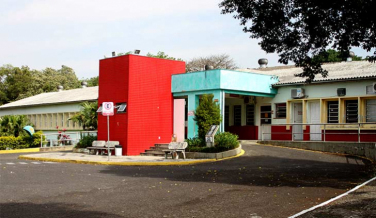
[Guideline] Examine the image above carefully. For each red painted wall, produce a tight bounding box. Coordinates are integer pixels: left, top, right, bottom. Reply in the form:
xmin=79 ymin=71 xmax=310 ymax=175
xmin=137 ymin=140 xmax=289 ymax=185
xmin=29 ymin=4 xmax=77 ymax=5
xmin=226 ymin=126 xmax=258 ymax=140
xmin=98 ymin=55 xmax=185 ymax=155
xmin=268 ymin=125 xmax=376 ymax=142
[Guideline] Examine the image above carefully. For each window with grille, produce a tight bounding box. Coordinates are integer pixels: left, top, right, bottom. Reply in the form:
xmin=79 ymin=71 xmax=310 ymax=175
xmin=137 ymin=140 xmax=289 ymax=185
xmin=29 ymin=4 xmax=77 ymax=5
xmin=327 ymin=101 xmax=339 ymax=123
xmin=345 ymin=100 xmax=358 ymax=123
xmin=260 ymin=105 xmax=272 ymax=124
xmin=366 ymin=99 xmax=376 ymax=122
xmin=233 ymin=105 xmax=241 ymax=126
xmin=275 ymin=103 xmax=286 ymax=118
xmin=246 ymin=104 xmax=255 ymax=125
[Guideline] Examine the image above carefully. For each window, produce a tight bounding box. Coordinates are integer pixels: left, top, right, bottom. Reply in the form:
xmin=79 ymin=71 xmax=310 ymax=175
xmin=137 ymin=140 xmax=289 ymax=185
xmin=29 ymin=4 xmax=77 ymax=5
xmin=327 ymin=101 xmax=339 ymax=123
xmin=116 ymin=103 xmax=127 ymax=114
xmin=275 ymin=103 xmax=286 ymax=118
xmin=233 ymin=105 xmax=241 ymax=126
xmin=246 ymin=104 xmax=255 ymax=125
xmin=225 ymin=105 xmax=229 ymax=126
xmin=345 ymin=100 xmax=358 ymax=123
xmin=366 ymin=99 xmax=376 ymax=122
xmin=260 ymin=105 xmax=272 ymax=124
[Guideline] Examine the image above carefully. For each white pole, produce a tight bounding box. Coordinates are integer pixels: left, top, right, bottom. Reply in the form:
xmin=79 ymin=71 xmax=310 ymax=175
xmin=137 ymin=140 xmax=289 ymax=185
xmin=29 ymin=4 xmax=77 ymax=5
xmin=107 ymin=115 xmax=110 ymax=161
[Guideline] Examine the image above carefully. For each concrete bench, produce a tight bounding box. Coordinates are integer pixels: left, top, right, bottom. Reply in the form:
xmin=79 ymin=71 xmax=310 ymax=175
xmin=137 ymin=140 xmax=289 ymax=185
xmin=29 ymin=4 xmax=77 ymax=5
xmin=163 ymin=142 xmax=188 ymax=159
xmin=87 ymin=141 xmax=119 ymax=155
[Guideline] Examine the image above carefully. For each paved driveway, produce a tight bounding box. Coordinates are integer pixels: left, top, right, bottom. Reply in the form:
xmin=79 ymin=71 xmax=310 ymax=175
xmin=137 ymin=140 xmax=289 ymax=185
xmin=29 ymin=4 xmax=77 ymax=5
xmin=0 ymin=142 xmax=373 ymax=218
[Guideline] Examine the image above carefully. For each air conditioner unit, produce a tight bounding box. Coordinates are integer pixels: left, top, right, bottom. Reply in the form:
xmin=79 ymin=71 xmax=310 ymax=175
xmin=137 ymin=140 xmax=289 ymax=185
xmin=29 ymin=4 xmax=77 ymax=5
xmin=244 ymin=96 xmax=250 ymax=104
xmin=373 ymin=82 xmax=376 ymax=93
xmin=337 ymin=88 xmax=346 ymax=96
xmin=291 ymin=88 xmax=305 ymax=99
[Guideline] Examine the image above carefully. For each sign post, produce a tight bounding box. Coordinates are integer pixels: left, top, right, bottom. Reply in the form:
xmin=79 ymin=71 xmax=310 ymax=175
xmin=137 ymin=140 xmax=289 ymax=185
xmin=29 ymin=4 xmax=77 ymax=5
xmin=102 ymin=102 xmax=114 ymax=161
xmin=205 ymin=125 xmax=219 ymax=147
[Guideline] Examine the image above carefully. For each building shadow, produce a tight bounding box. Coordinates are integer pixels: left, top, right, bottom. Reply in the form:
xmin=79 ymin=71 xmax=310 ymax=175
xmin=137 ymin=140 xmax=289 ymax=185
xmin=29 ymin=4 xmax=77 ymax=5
xmin=0 ymin=202 xmax=123 ymax=218
xmin=98 ymin=155 xmax=374 ymax=189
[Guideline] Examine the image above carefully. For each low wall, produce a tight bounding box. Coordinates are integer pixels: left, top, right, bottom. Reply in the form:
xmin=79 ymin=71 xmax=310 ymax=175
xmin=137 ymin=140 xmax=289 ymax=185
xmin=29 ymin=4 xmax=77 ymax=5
xmin=258 ymin=141 xmax=376 ymax=162
xmin=40 ymin=145 xmax=74 ymax=152
xmin=186 ymin=144 xmax=242 ymax=159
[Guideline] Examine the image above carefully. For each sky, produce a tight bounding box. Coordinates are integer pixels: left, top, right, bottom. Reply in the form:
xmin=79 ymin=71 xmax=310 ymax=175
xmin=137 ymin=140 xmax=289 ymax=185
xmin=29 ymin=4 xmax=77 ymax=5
xmin=1 ymin=0 xmax=374 ymax=79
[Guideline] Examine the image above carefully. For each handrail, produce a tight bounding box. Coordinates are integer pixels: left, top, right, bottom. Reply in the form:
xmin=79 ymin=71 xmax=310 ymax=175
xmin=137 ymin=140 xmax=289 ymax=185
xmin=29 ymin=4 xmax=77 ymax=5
xmin=260 ymin=122 xmax=376 ymax=143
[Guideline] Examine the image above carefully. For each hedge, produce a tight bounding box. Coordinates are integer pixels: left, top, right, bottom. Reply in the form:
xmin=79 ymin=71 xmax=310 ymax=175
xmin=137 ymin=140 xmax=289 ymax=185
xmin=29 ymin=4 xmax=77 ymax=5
xmin=0 ymin=131 xmax=45 ymax=150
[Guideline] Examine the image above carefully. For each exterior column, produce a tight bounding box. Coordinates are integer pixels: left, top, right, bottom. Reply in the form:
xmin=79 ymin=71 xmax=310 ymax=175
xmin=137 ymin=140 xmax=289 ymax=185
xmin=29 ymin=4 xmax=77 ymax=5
xmin=187 ymin=94 xmax=199 ymax=138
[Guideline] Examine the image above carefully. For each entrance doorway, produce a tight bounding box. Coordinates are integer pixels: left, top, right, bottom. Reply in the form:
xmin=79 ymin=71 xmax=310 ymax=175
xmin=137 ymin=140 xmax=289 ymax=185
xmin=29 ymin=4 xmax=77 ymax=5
xmin=260 ymin=105 xmax=272 ymax=140
xmin=309 ymin=101 xmax=321 ymax=141
xmin=293 ymin=103 xmax=303 ymax=141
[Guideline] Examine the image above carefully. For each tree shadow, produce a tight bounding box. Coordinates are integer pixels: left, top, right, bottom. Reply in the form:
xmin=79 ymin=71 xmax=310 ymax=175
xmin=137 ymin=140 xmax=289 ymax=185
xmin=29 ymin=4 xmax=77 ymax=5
xmin=98 ymin=155 xmax=373 ymax=189
xmin=0 ymin=202 xmax=123 ymax=218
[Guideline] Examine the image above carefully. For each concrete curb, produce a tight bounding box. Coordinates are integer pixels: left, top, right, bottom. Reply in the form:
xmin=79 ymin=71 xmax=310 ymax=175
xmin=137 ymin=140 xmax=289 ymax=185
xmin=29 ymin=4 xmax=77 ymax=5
xmin=18 ymin=149 xmax=245 ymax=166
xmin=258 ymin=141 xmax=376 ymax=163
xmin=0 ymin=148 xmax=40 ymax=154
xmin=186 ymin=144 xmax=242 ymax=159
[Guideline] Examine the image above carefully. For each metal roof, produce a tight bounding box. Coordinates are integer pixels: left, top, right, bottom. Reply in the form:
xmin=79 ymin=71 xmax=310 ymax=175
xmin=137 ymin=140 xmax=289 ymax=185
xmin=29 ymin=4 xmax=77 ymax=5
xmin=238 ymin=61 xmax=376 ymax=85
xmin=0 ymin=86 xmax=98 ymax=109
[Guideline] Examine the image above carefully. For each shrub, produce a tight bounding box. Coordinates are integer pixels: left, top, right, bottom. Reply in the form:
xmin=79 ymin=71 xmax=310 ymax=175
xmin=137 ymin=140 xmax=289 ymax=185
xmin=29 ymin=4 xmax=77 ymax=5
xmin=76 ymin=135 xmax=97 ymax=148
xmin=185 ymin=132 xmax=239 ymax=153
xmin=0 ymin=136 xmax=29 ymax=150
xmin=214 ymin=132 xmax=239 ymax=150
xmin=185 ymin=137 xmax=205 ymax=147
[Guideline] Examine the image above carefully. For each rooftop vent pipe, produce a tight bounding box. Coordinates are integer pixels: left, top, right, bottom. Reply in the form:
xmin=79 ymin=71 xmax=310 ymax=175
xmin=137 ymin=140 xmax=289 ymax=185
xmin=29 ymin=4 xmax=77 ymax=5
xmin=81 ymin=81 xmax=87 ymax=88
xmin=204 ymin=65 xmax=214 ymax=70
xmin=112 ymin=51 xmax=116 ymax=57
xmin=57 ymin=85 xmax=64 ymax=92
xmin=258 ymin=58 xmax=268 ymax=68
xmin=347 ymin=51 xmax=355 ymax=62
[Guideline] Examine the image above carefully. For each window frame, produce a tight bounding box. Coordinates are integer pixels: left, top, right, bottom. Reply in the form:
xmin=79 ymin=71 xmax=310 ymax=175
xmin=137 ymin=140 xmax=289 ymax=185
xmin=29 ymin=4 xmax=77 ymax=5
xmin=275 ymin=103 xmax=287 ymax=119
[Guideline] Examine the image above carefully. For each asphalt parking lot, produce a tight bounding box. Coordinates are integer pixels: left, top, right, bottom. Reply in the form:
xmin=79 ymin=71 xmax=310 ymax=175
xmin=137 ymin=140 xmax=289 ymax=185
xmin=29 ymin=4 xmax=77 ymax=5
xmin=0 ymin=142 xmax=374 ymax=218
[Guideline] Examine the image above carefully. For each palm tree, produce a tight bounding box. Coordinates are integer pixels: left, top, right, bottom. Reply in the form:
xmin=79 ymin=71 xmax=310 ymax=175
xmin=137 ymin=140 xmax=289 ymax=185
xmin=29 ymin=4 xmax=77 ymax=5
xmin=69 ymin=101 xmax=98 ymax=130
xmin=0 ymin=115 xmax=31 ymax=137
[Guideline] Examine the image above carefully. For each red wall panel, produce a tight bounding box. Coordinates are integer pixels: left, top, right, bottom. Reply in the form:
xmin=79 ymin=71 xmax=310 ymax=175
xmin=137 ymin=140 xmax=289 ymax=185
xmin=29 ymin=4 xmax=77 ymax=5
xmin=225 ymin=126 xmax=258 ymax=140
xmin=98 ymin=55 xmax=185 ymax=155
xmin=271 ymin=126 xmax=292 ymax=141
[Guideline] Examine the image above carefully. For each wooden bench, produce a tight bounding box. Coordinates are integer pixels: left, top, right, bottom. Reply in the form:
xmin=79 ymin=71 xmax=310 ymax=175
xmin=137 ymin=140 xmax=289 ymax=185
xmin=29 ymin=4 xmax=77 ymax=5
xmin=87 ymin=141 xmax=119 ymax=155
xmin=163 ymin=142 xmax=188 ymax=159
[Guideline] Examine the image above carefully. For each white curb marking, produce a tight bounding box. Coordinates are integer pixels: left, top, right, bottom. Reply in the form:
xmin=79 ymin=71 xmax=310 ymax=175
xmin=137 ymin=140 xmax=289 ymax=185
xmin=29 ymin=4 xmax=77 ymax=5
xmin=289 ymin=176 xmax=376 ymax=218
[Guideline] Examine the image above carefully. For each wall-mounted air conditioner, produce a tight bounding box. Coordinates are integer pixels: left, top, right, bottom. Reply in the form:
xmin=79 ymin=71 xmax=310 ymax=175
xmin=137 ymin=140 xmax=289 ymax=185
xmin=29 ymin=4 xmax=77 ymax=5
xmin=291 ymin=88 xmax=305 ymax=99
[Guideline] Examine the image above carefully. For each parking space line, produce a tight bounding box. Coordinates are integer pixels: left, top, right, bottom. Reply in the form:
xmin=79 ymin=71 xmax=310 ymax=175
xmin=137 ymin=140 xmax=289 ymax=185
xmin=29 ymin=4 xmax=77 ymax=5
xmin=6 ymin=162 xmax=15 ymax=165
xmin=19 ymin=162 xmax=28 ymax=164
xmin=31 ymin=162 xmax=41 ymax=165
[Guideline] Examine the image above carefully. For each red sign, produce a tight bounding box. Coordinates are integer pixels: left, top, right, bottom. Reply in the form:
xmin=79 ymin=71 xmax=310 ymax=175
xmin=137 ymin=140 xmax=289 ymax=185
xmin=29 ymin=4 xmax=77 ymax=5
xmin=102 ymin=102 xmax=114 ymax=116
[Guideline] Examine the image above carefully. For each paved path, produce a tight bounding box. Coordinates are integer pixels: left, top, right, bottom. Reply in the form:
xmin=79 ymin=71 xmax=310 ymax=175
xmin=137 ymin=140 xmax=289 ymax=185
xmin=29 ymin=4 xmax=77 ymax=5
xmin=0 ymin=142 xmax=374 ymax=218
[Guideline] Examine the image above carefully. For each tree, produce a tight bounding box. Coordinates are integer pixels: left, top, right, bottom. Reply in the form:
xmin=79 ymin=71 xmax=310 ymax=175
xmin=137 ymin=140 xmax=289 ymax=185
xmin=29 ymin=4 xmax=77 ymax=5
xmin=193 ymin=94 xmax=222 ymax=141
xmin=186 ymin=54 xmax=237 ymax=72
xmin=0 ymin=115 xmax=31 ymax=137
xmin=82 ymin=76 xmax=99 ymax=87
xmin=313 ymin=49 xmax=363 ymax=63
xmin=219 ymin=0 xmax=376 ymax=82
xmin=69 ymin=101 xmax=98 ymax=130
xmin=0 ymin=65 xmax=81 ymax=105
xmin=146 ymin=51 xmax=183 ymax=61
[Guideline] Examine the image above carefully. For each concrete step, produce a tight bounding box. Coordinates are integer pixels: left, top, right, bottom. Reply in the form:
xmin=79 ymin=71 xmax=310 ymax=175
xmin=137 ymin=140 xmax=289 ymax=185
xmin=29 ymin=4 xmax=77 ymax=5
xmin=141 ymin=143 xmax=169 ymax=157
